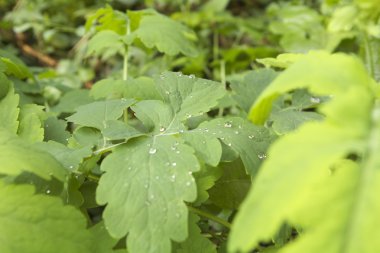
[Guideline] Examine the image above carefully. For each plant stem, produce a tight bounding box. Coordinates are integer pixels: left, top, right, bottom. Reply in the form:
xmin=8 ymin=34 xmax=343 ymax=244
xmin=123 ymin=46 xmax=129 ymax=81
xmin=362 ymin=32 xmax=375 ymax=79
xmin=218 ymin=59 xmax=226 ymax=117
xmin=187 ymin=205 xmax=231 ymax=229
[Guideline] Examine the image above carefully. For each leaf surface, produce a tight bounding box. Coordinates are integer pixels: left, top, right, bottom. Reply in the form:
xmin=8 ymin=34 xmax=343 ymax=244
xmin=230 ymin=52 xmax=380 ymax=253
xmin=0 ymin=182 xmax=96 ymax=253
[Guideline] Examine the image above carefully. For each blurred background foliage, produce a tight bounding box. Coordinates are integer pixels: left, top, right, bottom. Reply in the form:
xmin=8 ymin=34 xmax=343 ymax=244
xmin=1 ymin=0 xmax=380 ymax=108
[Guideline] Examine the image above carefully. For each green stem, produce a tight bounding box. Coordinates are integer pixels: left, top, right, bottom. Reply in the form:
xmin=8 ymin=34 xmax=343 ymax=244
xmin=362 ymin=32 xmax=375 ymax=78
xmin=123 ymin=47 xmax=129 ymax=81
xmin=187 ymin=205 xmax=231 ymax=229
xmin=218 ymin=60 xmax=226 ymax=117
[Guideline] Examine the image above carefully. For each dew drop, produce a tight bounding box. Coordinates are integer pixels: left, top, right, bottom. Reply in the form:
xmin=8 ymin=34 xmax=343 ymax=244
xmin=149 ymin=148 xmax=157 ymax=154
xmin=144 ymin=183 xmax=149 ymax=189
xmin=310 ymin=97 xmax=320 ymax=103
xmin=159 ymin=126 xmax=166 ymax=132
xmin=188 ymin=171 xmax=193 ymax=175
xmin=46 ymin=124 xmax=49 ymax=128
xmin=170 ymin=174 xmax=176 ymax=182
xmin=248 ymin=135 xmax=255 ymax=139
xmin=258 ymin=154 xmax=267 ymax=159
xmin=179 ymin=130 xmax=184 ymax=133
xmin=202 ymin=141 xmax=206 ymax=144
xmin=204 ymin=128 xmax=209 ymax=132
xmin=128 ymin=167 xmax=132 ymax=170
xmin=165 ymin=90 xmax=170 ymax=95
xmin=150 ymin=194 xmax=155 ymax=200
xmin=176 ymin=150 xmax=180 ymax=154
xmin=172 ymin=162 xmax=177 ymax=167
xmin=46 ymin=189 xmax=51 ymax=194
xmin=178 ymin=72 xmax=183 ymax=77
xmin=155 ymin=175 xmax=160 ymax=180
xmin=234 ymin=131 xmax=239 ymax=134
xmin=69 ymin=165 xmax=74 ymax=169
xmin=238 ymin=125 xmax=242 ymax=129
xmin=227 ymin=143 xmax=232 ymax=147
xmin=186 ymin=113 xmax=192 ymax=119
xmin=186 ymin=181 xmax=191 ymax=186
xmin=220 ymin=137 xmax=225 ymax=140
xmin=171 ymin=146 xmax=176 ymax=151
xmin=224 ymin=121 xmax=232 ymax=128
xmin=189 ymin=74 xmax=195 ymax=79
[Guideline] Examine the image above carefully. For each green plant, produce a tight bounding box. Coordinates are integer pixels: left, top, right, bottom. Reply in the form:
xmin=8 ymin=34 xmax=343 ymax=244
xmin=2 ymin=1 xmax=380 ymax=253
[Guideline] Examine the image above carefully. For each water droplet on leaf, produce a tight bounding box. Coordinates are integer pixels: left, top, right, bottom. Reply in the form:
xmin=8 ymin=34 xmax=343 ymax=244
xmin=224 ymin=121 xmax=232 ymax=128
xmin=149 ymin=148 xmax=157 ymax=154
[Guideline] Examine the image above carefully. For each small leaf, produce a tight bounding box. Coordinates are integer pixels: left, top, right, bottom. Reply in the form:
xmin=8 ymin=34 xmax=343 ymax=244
xmin=0 ymin=77 xmax=19 ymax=133
xmin=86 ymin=30 xmax=124 ymax=58
xmin=17 ymin=104 xmax=45 ymax=143
xmin=174 ymin=213 xmax=217 ymax=253
xmin=67 ymin=99 xmax=135 ymax=130
xmin=127 ymin=11 xmax=198 ymax=57
xmin=0 ymin=132 xmax=67 ymax=181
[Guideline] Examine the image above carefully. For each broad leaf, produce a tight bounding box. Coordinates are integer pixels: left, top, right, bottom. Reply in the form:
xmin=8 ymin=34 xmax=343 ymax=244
xmin=0 ymin=182 xmax=96 ymax=253
xmin=229 ymin=52 xmax=380 ymax=253
xmin=97 ymin=72 xmax=226 ymax=253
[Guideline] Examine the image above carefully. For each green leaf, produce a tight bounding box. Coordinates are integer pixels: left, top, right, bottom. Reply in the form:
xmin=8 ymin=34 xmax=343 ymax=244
xmin=174 ymin=213 xmax=217 ymax=253
xmin=208 ymin=159 xmax=251 ymax=210
xmin=90 ymin=222 xmax=119 ymax=253
xmin=102 ymin=120 xmax=145 ymax=140
xmin=156 ymin=72 xmax=225 ymax=120
xmin=90 ymin=77 xmax=161 ymax=100
xmin=86 ymin=30 xmax=125 ymax=58
xmin=52 ymin=89 xmax=94 ymax=114
xmin=249 ymin=51 xmax=372 ymax=125
xmin=190 ymin=117 xmax=273 ymax=176
xmin=0 ymin=182 xmax=96 ymax=253
xmin=0 ymin=77 xmax=19 ymax=133
xmin=229 ymin=52 xmax=380 ymax=253
xmin=67 ymin=99 xmax=135 ymax=130
xmin=96 ymin=72 xmax=227 ymax=253
xmin=17 ymin=104 xmax=45 ymax=143
xmin=231 ymin=69 xmax=278 ymax=113
xmin=0 ymin=49 xmax=33 ymax=79
xmin=127 ymin=11 xmax=198 ymax=57
xmin=85 ymin=5 xmax=127 ymax=35
xmin=0 ymin=132 xmax=67 ymax=181
xmin=192 ymin=163 xmax=222 ymax=206
xmin=44 ymin=116 xmax=71 ymax=144
xmin=35 ymin=141 xmax=92 ymax=171
xmin=97 ymin=136 xmax=200 ymax=253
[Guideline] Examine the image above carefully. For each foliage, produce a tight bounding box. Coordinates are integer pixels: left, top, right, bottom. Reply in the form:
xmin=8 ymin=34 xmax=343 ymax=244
xmin=1 ymin=1 xmax=380 ymax=253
